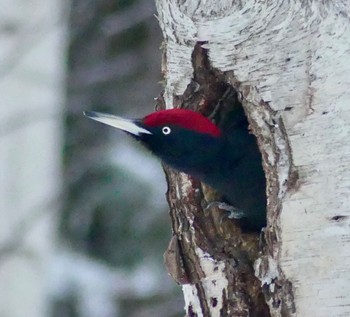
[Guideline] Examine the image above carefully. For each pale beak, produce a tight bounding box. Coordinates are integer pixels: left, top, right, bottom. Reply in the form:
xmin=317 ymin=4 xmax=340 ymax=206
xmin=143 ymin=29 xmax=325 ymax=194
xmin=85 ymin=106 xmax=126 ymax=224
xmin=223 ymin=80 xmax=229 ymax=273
xmin=84 ymin=111 xmax=152 ymax=136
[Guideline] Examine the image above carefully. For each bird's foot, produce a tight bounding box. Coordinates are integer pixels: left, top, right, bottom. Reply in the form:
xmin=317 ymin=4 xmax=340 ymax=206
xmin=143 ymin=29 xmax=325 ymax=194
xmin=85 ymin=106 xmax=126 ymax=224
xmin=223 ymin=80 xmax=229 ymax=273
xmin=205 ymin=201 xmax=245 ymax=219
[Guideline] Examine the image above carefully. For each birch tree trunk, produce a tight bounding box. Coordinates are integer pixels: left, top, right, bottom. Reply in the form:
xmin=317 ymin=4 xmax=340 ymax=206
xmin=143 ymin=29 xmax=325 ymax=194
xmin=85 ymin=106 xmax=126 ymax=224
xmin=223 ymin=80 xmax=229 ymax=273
xmin=156 ymin=1 xmax=350 ymax=316
xmin=0 ymin=0 xmax=67 ymax=316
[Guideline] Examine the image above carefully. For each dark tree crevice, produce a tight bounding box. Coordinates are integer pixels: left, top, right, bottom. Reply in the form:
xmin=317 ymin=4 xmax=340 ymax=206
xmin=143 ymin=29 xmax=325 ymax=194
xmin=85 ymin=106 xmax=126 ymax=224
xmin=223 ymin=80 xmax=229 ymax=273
xmin=161 ymin=42 xmax=271 ymax=317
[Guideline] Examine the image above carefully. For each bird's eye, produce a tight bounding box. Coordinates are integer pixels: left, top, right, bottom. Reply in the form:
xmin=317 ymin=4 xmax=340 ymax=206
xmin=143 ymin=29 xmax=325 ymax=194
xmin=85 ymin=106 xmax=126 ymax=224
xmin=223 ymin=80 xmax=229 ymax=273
xmin=162 ymin=126 xmax=171 ymax=135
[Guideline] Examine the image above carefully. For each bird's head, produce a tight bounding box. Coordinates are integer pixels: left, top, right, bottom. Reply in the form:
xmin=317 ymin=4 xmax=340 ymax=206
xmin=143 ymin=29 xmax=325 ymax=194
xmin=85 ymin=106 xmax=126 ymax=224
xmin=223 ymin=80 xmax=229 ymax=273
xmin=84 ymin=109 xmax=223 ymax=173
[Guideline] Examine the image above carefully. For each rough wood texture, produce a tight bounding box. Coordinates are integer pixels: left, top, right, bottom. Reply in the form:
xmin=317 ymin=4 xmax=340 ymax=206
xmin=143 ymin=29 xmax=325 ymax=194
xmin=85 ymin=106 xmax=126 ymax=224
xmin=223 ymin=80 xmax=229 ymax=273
xmin=156 ymin=1 xmax=350 ymax=316
xmin=159 ymin=44 xmax=270 ymax=316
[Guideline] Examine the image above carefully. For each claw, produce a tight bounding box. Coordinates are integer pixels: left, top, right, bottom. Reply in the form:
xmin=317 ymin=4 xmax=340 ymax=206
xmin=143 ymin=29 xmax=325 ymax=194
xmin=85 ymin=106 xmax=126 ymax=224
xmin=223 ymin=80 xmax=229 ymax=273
xmin=205 ymin=201 xmax=245 ymax=219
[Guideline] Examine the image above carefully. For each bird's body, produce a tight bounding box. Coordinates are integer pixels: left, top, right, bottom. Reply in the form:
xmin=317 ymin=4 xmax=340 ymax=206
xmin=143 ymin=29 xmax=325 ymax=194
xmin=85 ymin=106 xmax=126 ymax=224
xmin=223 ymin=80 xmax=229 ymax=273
xmin=84 ymin=107 xmax=266 ymax=230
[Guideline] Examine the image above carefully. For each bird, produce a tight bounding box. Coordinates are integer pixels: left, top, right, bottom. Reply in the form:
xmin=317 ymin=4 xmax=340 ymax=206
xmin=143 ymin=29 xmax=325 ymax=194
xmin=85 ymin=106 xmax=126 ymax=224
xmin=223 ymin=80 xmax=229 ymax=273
xmin=84 ymin=107 xmax=266 ymax=231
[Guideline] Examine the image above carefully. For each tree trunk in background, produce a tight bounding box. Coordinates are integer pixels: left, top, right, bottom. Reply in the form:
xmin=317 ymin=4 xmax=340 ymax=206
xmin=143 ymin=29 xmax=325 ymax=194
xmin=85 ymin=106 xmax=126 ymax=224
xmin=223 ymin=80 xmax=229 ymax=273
xmin=0 ymin=1 xmax=67 ymax=316
xmin=156 ymin=1 xmax=350 ymax=316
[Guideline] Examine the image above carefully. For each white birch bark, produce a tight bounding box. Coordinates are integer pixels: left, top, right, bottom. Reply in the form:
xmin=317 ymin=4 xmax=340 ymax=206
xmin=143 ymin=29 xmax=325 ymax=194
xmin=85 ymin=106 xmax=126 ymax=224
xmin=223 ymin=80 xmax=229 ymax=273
xmin=0 ymin=1 xmax=67 ymax=316
xmin=156 ymin=1 xmax=350 ymax=316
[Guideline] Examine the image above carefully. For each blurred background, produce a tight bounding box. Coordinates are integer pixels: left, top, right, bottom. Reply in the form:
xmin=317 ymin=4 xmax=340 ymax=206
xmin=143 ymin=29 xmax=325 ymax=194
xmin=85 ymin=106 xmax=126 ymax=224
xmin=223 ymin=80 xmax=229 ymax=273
xmin=0 ymin=0 xmax=183 ymax=316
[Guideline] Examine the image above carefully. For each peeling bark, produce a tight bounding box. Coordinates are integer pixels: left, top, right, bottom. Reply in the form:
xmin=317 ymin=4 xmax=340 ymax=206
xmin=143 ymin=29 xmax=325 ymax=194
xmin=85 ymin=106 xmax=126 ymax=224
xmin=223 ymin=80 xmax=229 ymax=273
xmin=156 ymin=1 xmax=350 ymax=316
xmin=160 ymin=44 xmax=269 ymax=317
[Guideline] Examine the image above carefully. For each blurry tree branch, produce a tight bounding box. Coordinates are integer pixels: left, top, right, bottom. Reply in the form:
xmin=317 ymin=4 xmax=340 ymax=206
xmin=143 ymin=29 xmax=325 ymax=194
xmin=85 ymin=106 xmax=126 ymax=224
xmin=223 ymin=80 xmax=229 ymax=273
xmin=68 ymin=52 xmax=142 ymax=88
xmin=102 ymin=0 xmax=155 ymax=37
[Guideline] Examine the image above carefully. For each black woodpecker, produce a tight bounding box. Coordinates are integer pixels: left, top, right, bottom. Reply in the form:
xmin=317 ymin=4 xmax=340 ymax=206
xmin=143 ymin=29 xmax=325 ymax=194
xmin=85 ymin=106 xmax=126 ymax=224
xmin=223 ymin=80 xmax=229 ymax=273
xmin=84 ymin=108 xmax=266 ymax=230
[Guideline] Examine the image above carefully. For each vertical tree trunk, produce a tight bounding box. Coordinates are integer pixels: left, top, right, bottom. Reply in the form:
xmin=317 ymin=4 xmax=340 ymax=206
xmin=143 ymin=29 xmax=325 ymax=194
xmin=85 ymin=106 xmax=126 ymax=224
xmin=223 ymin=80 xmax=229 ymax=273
xmin=0 ymin=0 xmax=67 ymax=316
xmin=156 ymin=1 xmax=350 ymax=316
